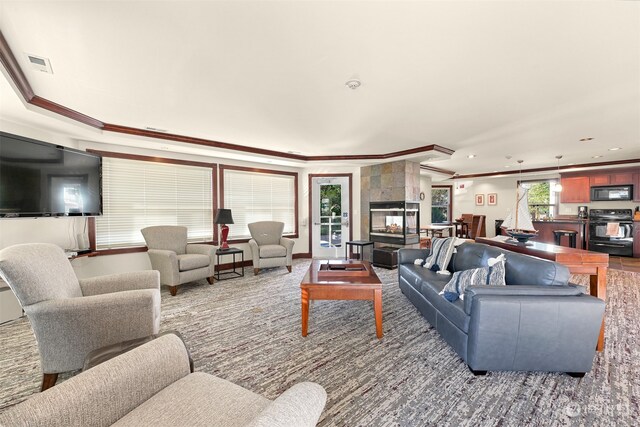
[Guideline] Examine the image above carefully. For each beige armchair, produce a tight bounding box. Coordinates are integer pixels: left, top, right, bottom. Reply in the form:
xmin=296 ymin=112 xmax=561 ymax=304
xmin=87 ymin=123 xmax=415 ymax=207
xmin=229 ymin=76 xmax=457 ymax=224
xmin=0 ymin=243 xmax=160 ymax=391
xmin=248 ymin=221 xmax=294 ymax=275
xmin=0 ymin=333 xmax=327 ymax=427
xmin=141 ymin=226 xmax=215 ymax=296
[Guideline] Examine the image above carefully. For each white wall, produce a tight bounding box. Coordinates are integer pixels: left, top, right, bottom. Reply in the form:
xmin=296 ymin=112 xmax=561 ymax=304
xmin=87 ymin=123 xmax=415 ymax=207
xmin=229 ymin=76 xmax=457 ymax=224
xmin=447 ymin=173 xmax=639 ymax=237
xmin=419 ymin=175 xmax=432 ymax=226
xmin=1 ymin=121 xmax=362 ymax=278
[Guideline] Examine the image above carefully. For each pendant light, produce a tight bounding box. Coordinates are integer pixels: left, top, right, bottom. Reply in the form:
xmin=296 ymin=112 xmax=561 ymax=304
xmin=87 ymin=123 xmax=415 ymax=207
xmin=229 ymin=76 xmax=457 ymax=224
xmin=554 ymin=155 xmax=563 ymax=192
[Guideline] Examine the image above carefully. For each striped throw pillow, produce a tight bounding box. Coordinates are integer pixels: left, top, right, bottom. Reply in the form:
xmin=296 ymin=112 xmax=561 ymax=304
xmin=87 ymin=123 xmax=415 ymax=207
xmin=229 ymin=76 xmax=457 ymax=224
xmin=423 ymin=237 xmax=456 ymax=275
xmin=441 ymin=254 xmax=506 ymax=302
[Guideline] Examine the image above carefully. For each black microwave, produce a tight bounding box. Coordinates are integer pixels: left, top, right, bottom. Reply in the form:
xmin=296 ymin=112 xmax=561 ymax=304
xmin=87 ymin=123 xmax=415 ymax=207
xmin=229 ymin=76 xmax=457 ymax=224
xmin=590 ymin=185 xmax=633 ymax=201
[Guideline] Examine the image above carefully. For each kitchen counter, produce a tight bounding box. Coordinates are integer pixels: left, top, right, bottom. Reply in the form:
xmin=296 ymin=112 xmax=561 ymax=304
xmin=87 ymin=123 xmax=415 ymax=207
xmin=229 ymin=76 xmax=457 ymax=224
xmin=531 ymin=220 xmax=587 ymax=249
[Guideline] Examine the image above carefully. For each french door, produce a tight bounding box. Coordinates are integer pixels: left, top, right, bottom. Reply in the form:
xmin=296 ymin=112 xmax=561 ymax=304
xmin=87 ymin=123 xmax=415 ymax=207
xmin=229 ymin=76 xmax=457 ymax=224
xmin=310 ymin=175 xmax=351 ymax=258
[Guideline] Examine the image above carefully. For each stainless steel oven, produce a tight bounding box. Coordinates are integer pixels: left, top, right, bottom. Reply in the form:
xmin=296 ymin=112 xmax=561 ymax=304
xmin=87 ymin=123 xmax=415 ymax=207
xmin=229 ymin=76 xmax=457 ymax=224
xmin=588 ymin=209 xmax=633 ymax=257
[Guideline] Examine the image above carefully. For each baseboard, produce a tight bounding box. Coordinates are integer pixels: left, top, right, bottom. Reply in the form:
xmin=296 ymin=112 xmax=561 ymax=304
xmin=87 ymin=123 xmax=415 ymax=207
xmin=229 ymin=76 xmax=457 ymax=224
xmin=293 ymin=253 xmax=312 ymax=259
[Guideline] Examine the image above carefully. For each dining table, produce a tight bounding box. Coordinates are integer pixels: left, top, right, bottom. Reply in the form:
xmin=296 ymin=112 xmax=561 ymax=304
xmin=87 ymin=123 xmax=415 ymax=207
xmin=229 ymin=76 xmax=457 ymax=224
xmin=420 ymin=224 xmax=455 ymax=237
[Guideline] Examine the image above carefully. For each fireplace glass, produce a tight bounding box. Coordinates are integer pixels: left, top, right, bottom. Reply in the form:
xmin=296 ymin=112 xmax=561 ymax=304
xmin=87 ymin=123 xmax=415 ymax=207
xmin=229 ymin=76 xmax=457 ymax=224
xmin=369 ymin=201 xmax=419 ymax=245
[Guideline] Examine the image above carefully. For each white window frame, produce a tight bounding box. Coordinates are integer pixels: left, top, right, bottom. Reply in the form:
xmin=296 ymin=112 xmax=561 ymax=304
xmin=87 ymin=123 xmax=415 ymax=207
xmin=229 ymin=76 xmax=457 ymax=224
xmin=95 ymin=153 xmax=215 ymax=250
xmin=221 ymin=165 xmax=298 ymax=241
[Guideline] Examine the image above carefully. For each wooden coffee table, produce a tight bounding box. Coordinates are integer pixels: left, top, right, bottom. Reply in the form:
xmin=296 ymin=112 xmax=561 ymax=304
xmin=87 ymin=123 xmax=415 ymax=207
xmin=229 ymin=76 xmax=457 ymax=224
xmin=300 ymin=259 xmax=383 ymax=339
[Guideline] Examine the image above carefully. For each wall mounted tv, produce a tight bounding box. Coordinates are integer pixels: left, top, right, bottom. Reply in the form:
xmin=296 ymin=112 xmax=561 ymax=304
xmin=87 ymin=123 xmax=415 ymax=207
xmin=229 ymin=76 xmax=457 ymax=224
xmin=0 ymin=131 xmax=102 ymax=218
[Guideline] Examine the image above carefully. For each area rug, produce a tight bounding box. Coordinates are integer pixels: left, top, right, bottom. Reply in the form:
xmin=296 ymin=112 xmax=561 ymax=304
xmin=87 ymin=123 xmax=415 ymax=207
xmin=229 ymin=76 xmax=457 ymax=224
xmin=0 ymin=261 xmax=638 ymax=426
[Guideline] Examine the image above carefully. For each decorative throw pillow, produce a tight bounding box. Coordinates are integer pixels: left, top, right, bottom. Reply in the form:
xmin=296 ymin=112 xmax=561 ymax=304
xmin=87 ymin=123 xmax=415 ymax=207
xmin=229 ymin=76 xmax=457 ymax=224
xmin=441 ymin=254 xmax=506 ymax=302
xmin=423 ymin=237 xmax=456 ymax=275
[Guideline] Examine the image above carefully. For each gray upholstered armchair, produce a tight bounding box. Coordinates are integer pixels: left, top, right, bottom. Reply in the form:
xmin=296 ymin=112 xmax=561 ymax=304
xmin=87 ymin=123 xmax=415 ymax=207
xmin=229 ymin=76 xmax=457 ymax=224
xmin=248 ymin=221 xmax=294 ymax=275
xmin=0 ymin=333 xmax=327 ymax=427
xmin=141 ymin=226 xmax=215 ymax=296
xmin=0 ymin=243 xmax=160 ymax=391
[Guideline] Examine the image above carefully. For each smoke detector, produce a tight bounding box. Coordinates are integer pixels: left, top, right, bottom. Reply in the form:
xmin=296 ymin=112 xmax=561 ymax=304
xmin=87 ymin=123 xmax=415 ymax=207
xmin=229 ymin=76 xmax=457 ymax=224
xmin=25 ymin=53 xmax=53 ymax=74
xmin=345 ymin=79 xmax=361 ymax=90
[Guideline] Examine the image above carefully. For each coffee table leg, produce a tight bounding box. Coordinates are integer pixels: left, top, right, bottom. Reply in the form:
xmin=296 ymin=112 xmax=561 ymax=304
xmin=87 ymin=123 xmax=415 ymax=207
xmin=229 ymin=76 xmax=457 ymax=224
xmin=373 ymin=289 xmax=383 ymax=339
xmin=301 ymin=289 xmax=309 ymax=337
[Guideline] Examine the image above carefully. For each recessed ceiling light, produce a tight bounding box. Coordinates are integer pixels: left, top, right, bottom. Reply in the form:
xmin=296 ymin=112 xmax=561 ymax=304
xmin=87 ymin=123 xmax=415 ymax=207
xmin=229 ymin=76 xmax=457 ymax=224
xmin=592 ymin=155 xmax=602 ymax=159
xmin=145 ymin=126 xmax=168 ymax=133
xmin=579 ymin=137 xmax=594 ymax=142
xmin=467 ymin=154 xmax=476 ymax=159
xmin=493 ymin=170 xmax=499 ymax=173
xmin=504 ymin=165 xmax=511 ymax=168
xmin=608 ymin=147 xmax=622 ymax=151
xmin=567 ymin=163 xmax=575 ymax=165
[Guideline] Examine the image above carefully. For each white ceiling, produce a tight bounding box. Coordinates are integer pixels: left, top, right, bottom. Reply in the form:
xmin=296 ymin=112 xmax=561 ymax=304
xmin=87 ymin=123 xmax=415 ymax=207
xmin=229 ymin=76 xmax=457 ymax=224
xmin=0 ymin=0 xmax=639 ymax=175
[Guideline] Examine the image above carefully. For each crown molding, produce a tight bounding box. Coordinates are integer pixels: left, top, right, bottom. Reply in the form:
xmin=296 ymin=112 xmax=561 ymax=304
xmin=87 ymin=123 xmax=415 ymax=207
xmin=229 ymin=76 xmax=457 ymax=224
xmin=0 ymin=30 xmax=454 ymax=163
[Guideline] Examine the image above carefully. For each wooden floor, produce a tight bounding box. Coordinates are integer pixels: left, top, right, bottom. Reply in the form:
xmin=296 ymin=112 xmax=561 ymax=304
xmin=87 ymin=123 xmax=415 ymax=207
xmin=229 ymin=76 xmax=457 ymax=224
xmin=609 ymin=256 xmax=640 ymax=273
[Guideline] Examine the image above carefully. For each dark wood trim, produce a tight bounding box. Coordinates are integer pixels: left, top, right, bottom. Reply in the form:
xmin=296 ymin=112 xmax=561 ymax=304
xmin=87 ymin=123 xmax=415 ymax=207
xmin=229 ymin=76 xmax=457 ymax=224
xmin=102 ymin=123 xmax=307 ymax=160
xmin=87 ymin=149 xmax=217 ymax=168
xmin=88 ymin=217 xmax=97 ymax=251
xmin=87 ymin=151 xmax=218 ymax=251
xmin=212 ymin=164 xmax=219 ymax=246
xmin=30 ymin=96 xmax=104 ymax=129
xmin=432 ymin=185 xmax=453 ymax=223
xmin=304 ymin=144 xmax=454 ymax=161
xmin=308 ymin=174 xmax=353 ymax=257
xmin=0 ymin=30 xmax=34 ymax=101
xmin=293 ymin=252 xmax=312 ymax=259
xmin=420 ymin=164 xmax=456 ymax=176
xmin=454 ymin=158 xmax=640 ymax=179
xmin=220 ymin=165 xmax=299 ymax=240
xmin=219 ymin=164 xmax=298 ymax=178
xmin=93 ymin=247 xmax=148 ymax=256
xmin=0 ymin=35 xmax=456 ymax=162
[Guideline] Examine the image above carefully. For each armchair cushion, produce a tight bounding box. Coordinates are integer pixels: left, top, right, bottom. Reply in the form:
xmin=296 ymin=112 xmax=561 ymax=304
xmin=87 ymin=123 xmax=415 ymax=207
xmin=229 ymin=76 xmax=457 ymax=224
xmin=177 ymin=254 xmax=211 ymax=271
xmin=259 ymin=245 xmax=287 ymax=258
xmin=248 ymin=222 xmax=285 ymax=246
xmin=141 ymin=226 xmax=188 ymax=255
xmin=79 ymin=271 xmax=160 ymax=296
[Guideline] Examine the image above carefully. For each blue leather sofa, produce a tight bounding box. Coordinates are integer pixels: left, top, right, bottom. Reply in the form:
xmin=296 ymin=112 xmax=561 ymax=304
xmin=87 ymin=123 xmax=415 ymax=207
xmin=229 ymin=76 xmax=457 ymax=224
xmin=398 ymin=242 xmax=605 ymax=376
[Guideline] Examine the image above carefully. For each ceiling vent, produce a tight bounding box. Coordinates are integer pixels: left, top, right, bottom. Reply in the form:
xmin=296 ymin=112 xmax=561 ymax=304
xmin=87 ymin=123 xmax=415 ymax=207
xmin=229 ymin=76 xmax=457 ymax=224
xmin=25 ymin=54 xmax=53 ymax=74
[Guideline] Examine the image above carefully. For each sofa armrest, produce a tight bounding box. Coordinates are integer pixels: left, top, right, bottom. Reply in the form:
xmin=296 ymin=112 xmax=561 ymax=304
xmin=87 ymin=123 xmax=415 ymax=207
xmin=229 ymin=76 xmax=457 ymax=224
xmin=147 ymin=249 xmax=179 ymax=286
xmin=0 ymin=334 xmax=191 ymax=427
xmin=246 ymin=382 xmax=327 ymax=427
xmin=79 ymin=270 xmax=160 ymax=296
xmin=398 ymin=248 xmax=429 ymax=265
xmin=466 ymin=293 xmax=605 ymax=372
xmin=463 ymin=284 xmax=585 ymax=315
xmin=24 ymin=290 xmax=160 ymax=372
xmin=187 ymin=244 xmax=216 ymax=274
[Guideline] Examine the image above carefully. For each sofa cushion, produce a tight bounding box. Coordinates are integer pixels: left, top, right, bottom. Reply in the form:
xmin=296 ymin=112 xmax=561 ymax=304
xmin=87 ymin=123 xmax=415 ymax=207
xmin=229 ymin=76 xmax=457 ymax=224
xmin=113 ymin=372 xmax=270 ymax=427
xmin=177 ymin=254 xmax=210 ymax=271
xmin=452 ymin=243 xmax=570 ymax=286
xmin=419 ymin=275 xmax=470 ymax=333
xmin=424 ymin=237 xmax=456 ymax=274
xmin=259 ymin=244 xmax=287 ymax=258
xmin=442 ymin=254 xmax=506 ymax=302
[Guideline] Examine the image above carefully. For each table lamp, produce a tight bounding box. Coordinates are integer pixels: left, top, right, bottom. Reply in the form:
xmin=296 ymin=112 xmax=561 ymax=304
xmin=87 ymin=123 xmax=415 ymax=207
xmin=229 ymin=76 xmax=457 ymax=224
xmin=214 ymin=208 xmax=234 ymax=250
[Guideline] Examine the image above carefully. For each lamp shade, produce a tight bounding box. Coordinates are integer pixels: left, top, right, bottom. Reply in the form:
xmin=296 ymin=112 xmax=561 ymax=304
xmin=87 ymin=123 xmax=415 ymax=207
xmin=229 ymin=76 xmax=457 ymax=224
xmin=214 ymin=209 xmax=234 ymax=225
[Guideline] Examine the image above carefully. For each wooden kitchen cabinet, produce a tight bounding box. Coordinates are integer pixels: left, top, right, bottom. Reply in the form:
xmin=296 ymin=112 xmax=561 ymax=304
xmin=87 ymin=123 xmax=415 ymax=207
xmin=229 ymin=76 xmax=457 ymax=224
xmin=590 ymin=174 xmax=610 ymax=186
xmin=611 ymin=172 xmax=634 ymax=185
xmin=560 ymin=176 xmax=590 ymax=203
xmin=634 ymin=173 xmax=640 ymax=202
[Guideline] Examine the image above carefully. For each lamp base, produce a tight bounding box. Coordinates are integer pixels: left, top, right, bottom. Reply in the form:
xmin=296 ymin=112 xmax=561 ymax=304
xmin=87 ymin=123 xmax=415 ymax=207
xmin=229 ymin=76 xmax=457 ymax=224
xmin=220 ymin=224 xmax=230 ymax=250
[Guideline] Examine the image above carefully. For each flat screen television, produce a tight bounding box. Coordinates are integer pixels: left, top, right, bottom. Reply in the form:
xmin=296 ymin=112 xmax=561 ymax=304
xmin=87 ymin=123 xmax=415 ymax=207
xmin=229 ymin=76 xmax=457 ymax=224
xmin=0 ymin=131 xmax=102 ymax=217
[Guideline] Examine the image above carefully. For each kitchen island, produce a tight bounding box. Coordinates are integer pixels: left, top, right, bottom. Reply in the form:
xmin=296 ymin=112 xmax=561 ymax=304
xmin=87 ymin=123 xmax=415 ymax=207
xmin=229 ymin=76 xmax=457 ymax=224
xmin=501 ymin=219 xmax=587 ymax=249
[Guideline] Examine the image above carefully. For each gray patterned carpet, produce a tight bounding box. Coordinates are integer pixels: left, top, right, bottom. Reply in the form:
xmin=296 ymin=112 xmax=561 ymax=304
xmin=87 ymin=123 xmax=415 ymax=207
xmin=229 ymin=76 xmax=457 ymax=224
xmin=0 ymin=260 xmax=638 ymax=426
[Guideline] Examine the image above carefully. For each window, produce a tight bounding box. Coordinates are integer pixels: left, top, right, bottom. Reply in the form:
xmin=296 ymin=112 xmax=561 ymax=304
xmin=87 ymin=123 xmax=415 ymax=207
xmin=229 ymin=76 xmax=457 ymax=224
xmin=520 ymin=179 xmax=559 ymax=220
xmin=221 ymin=166 xmax=297 ymax=240
xmin=96 ymin=154 xmax=214 ymax=249
xmin=431 ymin=185 xmax=452 ymax=224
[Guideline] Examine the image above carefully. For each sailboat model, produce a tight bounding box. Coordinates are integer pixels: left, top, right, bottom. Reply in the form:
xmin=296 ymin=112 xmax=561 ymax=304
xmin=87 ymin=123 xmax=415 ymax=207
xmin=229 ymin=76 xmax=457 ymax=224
xmin=502 ymin=184 xmax=538 ymax=244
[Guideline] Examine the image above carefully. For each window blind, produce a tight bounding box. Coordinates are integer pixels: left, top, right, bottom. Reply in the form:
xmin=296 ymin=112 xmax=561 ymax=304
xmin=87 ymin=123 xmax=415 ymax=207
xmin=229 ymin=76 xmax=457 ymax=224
xmin=97 ymin=157 xmax=213 ymax=249
xmin=223 ymin=169 xmax=296 ymax=239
